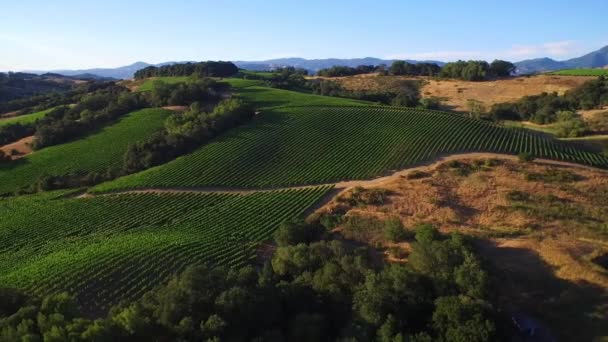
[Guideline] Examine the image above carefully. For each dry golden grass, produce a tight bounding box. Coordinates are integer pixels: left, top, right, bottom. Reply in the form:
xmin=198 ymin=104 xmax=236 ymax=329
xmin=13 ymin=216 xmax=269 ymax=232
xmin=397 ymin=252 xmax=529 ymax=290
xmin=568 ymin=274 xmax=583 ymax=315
xmin=326 ymin=74 xmax=594 ymax=112
xmin=0 ymin=135 xmax=33 ymax=160
xmin=315 ymin=156 xmax=608 ymax=339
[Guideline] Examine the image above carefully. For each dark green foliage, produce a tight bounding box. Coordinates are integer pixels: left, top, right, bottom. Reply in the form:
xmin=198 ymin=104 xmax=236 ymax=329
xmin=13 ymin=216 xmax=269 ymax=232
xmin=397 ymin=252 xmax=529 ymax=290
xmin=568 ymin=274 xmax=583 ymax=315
xmin=32 ymin=85 xmax=148 ymax=149
xmin=147 ymin=77 xmax=225 ymax=107
xmin=317 ymin=65 xmax=379 ymax=77
xmin=310 ymin=79 xmax=422 ymax=107
xmin=440 ymin=60 xmax=514 ymax=81
xmin=0 ymin=72 xmax=72 ymax=103
xmin=518 ymin=152 xmax=535 ymax=162
xmin=262 ymin=67 xmax=309 ymax=90
xmin=0 ymin=123 xmax=34 ymax=146
xmin=134 ymin=61 xmax=238 ymax=79
xmin=491 ymin=76 xmax=608 ymax=123
xmin=0 ymin=221 xmax=501 ymax=341
xmin=432 ymin=296 xmax=496 ymax=342
xmin=383 ymin=217 xmax=409 ymax=243
xmin=273 ymin=219 xmax=326 ymax=246
xmin=389 ymin=61 xmax=441 ymax=76
xmin=123 ymin=98 xmax=254 ymax=173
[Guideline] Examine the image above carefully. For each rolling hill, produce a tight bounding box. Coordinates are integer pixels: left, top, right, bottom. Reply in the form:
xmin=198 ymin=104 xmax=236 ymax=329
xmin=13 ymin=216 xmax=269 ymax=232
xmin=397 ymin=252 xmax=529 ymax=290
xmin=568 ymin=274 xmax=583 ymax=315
xmin=515 ymin=45 xmax=608 ymax=74
xmin=0 ymin=108 xmax=171 ymax=195
xmin=93 ymin=79 xmax=608 ymax=193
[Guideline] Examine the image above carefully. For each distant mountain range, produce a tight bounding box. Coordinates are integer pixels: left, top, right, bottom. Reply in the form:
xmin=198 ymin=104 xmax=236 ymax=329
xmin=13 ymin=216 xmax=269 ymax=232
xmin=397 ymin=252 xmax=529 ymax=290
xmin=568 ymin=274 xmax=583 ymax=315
xmin=21 ymin=46 xmax=608 ymax=79
xmin=514 ymin=45 xmax=608 ymax=74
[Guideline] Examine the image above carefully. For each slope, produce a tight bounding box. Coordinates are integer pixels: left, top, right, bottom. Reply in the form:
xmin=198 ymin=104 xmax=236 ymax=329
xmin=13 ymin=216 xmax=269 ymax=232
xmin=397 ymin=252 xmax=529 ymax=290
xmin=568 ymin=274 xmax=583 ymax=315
xmin=93 ymin=84 xmax=608 ymax=193
xmin=0 ymin=187 xmax=330 ymax=314
xmin=0 ymin=108 xmax=171 ymax=194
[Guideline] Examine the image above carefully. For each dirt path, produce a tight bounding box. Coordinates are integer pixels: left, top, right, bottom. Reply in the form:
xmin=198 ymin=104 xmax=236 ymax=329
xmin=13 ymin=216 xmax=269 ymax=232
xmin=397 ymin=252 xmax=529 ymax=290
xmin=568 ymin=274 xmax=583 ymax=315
xmin=80 ymin=152 xmax=607 ymax=199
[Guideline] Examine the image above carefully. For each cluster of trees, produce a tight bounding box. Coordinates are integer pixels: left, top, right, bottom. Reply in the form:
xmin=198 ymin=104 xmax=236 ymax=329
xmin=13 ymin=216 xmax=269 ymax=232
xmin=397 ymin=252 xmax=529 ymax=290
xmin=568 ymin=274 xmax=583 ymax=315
xmin=388 ymin=61 xmax=442 ymax=77
xmin=31 ymin=79 xmax=228 ymax=151
xmin=32 ymin=86 xmax=146 ymax=150
xmin=490 ymin=76 xmax=608 ymax=123
xmin=0 ymin=123 xmax=34 ymax=146
xmin=310 ymin=79 xmax=441 ymax=109
xmin=0 ymin=219 xmax=505 ymax=341
xmin=0 ymin=72 xmax=73 ymax=103
xmin=262 ymin=67 xmax=309 ymax=90
xmin=123 ymin=98 xmax=254 ymax=173
xmin=134 ymin=61 xmax=239 ymax=79
xmin=0 ymin=81 xmax=118 ymax=116
xmin=440 ymin=60 xmax=515 ymax=81
xmin=317 ymin=65 xmax=380 ymax=77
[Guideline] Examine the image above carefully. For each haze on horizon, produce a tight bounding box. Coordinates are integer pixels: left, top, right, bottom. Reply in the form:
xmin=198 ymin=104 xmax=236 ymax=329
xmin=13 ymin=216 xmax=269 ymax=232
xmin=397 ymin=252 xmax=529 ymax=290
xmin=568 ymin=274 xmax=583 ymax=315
xmin=1 ymin=0 xmax=607 ymax=72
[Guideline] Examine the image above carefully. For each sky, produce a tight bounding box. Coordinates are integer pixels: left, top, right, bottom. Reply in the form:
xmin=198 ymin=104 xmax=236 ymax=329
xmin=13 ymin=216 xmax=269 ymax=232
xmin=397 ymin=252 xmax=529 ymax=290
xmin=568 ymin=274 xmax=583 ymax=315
xmin=1 ymin=0 xmax=607 ymax=71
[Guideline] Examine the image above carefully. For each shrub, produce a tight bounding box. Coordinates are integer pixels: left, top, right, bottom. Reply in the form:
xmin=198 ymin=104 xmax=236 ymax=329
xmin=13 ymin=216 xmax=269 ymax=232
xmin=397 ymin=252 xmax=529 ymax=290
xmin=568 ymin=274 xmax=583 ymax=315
xmin=518 ymin=152 xmax=535 ymax=163
xmin=273 ymin=219 xmax=326 ymax=246
xmin=383 ymin=217 xmax=409 ymax=243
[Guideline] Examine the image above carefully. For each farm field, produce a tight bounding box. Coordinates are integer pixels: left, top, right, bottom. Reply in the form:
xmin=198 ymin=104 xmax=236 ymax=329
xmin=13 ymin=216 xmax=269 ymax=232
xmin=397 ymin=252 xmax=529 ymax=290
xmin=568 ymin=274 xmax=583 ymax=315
xmin=549 ymin=68 xmax=608 ymax=76
xmin=0 ymin=107 xmax=54 ymax=127
xmin=0 ymin=186 xmax=330 ymax=313
xmin=92 ymin=82 xmax=608 ymax=193
xmin=0 ymin=108 xmax=171 ymax=195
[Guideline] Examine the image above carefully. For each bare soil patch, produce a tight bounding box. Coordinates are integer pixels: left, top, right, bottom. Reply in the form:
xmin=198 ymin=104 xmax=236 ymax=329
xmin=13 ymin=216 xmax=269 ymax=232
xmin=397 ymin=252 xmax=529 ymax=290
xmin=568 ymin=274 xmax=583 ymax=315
xmin=0 ymin=136 xmax=34 ymax=160
xmin=162 ymin=105 xmax=188 ymax=112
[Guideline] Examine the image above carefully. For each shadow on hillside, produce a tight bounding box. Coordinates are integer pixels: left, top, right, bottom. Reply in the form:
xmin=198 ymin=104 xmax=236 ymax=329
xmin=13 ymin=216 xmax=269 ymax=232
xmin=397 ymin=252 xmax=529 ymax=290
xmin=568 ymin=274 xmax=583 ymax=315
xmin=478 ymin=240 xmax=608 ymax=341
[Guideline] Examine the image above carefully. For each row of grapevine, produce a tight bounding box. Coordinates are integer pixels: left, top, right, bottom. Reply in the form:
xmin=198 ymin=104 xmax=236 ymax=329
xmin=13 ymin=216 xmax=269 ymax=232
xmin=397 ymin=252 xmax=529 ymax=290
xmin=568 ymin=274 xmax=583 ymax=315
xmin=0 ymin=108 xmax=172 ymax=195
xmin=0 ymin=186 xmax=331 ymax=313
xmin=94 ymin=105 xmax=608 ymax=192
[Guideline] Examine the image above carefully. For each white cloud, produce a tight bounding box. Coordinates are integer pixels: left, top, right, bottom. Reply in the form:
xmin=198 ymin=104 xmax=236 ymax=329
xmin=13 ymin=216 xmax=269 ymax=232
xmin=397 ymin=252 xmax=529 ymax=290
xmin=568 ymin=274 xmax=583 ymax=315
xmin=387 ymin=41 xmax=584 ymax=62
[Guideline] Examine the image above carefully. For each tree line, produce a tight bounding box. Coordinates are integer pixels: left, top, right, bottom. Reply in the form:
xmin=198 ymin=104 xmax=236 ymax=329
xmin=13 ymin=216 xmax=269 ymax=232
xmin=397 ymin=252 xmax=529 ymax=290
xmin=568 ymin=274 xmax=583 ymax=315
xmin=134 ymin=61 xmax=239 ymax=79
xmin=490 ymin=76 xmax=608 ymax=124
xmin=0 ymin=213 xmax=510 ymax=341
xmin=313 ymin=60 xmax=514 ymax=80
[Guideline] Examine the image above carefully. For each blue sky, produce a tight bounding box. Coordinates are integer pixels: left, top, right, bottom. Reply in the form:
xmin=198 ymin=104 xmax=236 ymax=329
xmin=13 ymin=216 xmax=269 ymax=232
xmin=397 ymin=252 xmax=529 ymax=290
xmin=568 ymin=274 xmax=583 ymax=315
xmin=1 ymin=0 xmax=607 ymax=71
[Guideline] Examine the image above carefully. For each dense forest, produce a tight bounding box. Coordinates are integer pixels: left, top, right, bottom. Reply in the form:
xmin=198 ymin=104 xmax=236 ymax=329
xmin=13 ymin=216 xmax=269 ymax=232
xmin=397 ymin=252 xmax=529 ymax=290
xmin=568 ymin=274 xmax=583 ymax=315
xmin=134 ymin=61 xmax=239 ymax=79
xmin=0 ymin=218 xmax=507 ymax=341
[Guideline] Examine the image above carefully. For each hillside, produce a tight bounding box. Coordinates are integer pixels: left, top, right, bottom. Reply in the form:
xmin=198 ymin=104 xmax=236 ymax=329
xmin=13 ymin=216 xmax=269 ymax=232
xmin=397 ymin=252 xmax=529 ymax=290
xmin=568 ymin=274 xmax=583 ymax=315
xmin=0 ymin=187 xmax=330 ymax=313
xmin=93 ymin=80 xmax=607 ymax=193
xmin=313 ymin=156 xmax=608 ymax=340
xmin=322 ymin=73 xmax=594 ymax=112
xmin=0 ymin=108 xmax=171 ymax=195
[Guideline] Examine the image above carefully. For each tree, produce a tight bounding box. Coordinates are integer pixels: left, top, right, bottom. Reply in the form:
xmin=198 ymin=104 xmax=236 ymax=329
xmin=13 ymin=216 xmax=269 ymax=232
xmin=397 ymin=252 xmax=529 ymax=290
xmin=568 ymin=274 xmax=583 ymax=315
xmin=489 ymin=60 xmax=515 ymax=77
xmin=383 ymin=217 xmax=409 ymax=243
xmin=466 ymin=99 xmax=487 ymax=119
xmin=432 ymin=296 xmax=496 ymax=342
xmin=273 ymin=219 xmax=326 ymax=246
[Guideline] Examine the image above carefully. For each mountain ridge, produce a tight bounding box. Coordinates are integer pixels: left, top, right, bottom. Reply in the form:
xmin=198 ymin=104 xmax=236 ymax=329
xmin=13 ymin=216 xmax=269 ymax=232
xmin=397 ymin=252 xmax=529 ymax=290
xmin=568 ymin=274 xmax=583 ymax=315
xmin=18 ymin=45 xmax=608 ymax=79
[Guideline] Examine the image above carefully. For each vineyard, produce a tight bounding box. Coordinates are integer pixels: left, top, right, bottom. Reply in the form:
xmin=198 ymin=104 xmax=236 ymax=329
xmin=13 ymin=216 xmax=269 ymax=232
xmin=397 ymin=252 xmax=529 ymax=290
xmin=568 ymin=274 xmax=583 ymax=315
xmin=93 ymin=104 xmax=608 ymax=192
xmin=549 ymin=69 xmax=608 ymax=76
xmin=0 ymin=186 xmax=330 ymax=313
xmin=0 ymin=107 xmax=54 ymax=127
xmin=0 ymin=108 xmax=171 ymax=195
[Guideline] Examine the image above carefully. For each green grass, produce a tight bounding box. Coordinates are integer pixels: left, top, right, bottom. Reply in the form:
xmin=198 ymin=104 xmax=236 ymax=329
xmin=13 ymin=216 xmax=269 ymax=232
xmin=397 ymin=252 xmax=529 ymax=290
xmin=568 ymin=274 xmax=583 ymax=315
xmin=0 ymin=187 xmax=330 ymax=313
xmin=502 ymin=120 xmax=559 ymax=135
xmin=0 ymin=108 xmax=54 ymax=127
xmin=137 ymin=76 xmax=193 ymax=91
xmin=549 ymin=69 xmax=608 ymax=77
xmin=93 ymin=98 xmax=608 ymax=193
xmin=0 ymin=108 xmax=171 ymax=194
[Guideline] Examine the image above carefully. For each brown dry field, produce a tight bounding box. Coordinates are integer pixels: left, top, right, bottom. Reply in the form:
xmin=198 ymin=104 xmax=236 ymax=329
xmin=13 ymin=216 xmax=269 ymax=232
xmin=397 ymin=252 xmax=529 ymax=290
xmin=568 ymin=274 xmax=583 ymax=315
xmin=313 ymin=157 xmax=608 ymax=340
xmin=0 ymin=135 xmax=33 ymax=160
xmin=323 ymin=74 xmax=595 ymax=112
